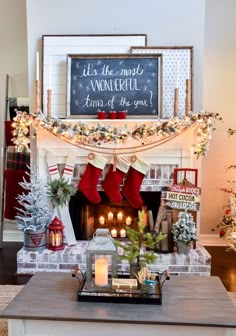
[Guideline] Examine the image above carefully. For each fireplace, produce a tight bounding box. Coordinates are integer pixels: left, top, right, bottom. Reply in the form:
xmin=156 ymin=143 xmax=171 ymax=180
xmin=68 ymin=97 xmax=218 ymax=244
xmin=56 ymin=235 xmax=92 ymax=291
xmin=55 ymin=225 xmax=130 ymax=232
xmin=67 ymin=161 xmax=177 ymax=250
xmin=17 ymin=128 xmax=212 ymax=276
xmin=69 ymin=190 xmax=161 ymax=240
xmin=36 ymin=126 xmax=199 ymax=240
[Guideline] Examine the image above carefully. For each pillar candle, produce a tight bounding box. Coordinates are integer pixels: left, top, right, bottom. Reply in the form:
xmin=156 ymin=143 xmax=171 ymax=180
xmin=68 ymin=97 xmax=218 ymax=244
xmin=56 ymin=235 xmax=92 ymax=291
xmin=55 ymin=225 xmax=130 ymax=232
xmin=99 ymin=216 xmax=105 ymax=225
xmin=108 ymin=212 xmax=114 ymax=221
xmin=117 ymin=212 xmax=123 ymax=221
xmin=126 ymin=216 xmax=132 ymax=225
xmin=36 ymin=51 xmax=39 ymax=81
xmin=120 ymin=228 xmax=126 ymax=238
xmin=111 ymin=228 xmax=117 ymax=238
xmin=48 ymin=62 xmax=52 ymax=89
xmin=187 ymin=53 xmax=190 ymax=80
xmin=95 ymin=258 xmax=108 ymax=286
xmin=175 ymin=61 xmax=179 ymax=88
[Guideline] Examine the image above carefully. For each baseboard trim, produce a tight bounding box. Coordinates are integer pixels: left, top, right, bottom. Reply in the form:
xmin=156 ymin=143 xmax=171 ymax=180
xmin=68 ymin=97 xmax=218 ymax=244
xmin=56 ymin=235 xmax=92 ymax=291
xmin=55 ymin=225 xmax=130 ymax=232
xmin=199 ymin=234 xmax=227 ymax=246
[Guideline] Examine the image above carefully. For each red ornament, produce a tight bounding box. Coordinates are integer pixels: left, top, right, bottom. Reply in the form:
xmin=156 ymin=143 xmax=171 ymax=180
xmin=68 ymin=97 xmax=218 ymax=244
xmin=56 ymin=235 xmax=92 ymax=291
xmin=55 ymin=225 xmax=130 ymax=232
xmin=226 ymin=209 xmax=231 ymax=215
xmin=219 ymin=229 xmax=226 ymax=238
xmin=47 ymin=216 xmax=65 ymax=251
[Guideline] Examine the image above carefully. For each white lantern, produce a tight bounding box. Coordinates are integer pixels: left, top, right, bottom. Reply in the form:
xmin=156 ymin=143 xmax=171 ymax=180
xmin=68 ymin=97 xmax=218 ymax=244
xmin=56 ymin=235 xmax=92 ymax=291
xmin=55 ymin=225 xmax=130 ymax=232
xmin=86 ymin=228 xmax=117 ymax=290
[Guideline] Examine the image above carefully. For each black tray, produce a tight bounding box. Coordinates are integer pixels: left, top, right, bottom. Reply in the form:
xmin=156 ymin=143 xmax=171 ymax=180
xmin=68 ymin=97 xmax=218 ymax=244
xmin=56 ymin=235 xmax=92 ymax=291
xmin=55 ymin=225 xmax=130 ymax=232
xmin=77 ymin=280 xmax=162 ymax=304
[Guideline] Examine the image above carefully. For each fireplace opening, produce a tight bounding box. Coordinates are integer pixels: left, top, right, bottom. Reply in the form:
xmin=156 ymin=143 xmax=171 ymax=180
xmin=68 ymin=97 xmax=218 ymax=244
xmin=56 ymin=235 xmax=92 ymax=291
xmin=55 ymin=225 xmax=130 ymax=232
xmin=69 ymin=191 xmax=162 ymax=240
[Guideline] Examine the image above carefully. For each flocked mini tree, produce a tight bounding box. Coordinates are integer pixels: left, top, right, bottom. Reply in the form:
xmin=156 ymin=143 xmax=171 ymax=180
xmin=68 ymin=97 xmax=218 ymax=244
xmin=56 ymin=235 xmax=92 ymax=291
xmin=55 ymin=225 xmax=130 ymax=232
xmin=15 ymin=167 xmax=53 ymax=232
xmin=172 ymin=210 xmax=196 ymax=246
xmin=217 ymin=165 xmax=236 ymax=251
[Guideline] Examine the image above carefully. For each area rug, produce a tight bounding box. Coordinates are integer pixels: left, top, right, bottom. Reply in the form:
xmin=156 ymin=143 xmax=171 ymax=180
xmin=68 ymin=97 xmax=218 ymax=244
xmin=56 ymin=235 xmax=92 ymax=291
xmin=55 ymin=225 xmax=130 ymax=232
xmin=0 ymin=286 xmax=235 ymax=336
xmin=0 ymin=285 xmax=24 ymax=336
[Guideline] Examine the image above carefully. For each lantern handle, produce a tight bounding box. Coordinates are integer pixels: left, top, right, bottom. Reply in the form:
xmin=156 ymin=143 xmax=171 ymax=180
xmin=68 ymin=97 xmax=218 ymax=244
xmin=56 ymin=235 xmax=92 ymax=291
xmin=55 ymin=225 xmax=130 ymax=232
xmin=71 ymin=265 xmax=86 ymax=285
xmin=92 ymin=228 xmax=112 ymax=244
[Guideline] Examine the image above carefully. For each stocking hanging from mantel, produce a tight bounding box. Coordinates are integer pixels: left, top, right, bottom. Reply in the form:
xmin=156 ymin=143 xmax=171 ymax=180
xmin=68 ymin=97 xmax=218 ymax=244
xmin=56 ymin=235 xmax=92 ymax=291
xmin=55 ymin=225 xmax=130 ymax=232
xmin=122 ymin=156 xmax=150 ymax=209
xmin=102 ymin=156 xmax=130 ymax=204
xmin=78 ymin=153 xmax=107 ymax=204
xmin=47 ymin=151 xmax=76 ymax=246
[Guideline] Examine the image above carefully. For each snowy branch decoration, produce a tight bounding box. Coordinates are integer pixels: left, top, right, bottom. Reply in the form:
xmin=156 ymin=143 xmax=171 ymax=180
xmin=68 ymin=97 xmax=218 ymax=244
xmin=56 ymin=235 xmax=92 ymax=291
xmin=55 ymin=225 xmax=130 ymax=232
xmin=15 ymin=167 xmax=53 ymax=232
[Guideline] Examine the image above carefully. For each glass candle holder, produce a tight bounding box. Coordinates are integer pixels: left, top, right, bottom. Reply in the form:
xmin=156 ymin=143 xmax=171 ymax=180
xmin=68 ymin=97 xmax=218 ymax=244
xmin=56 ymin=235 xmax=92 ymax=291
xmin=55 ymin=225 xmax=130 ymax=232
xmin=117 ymin=111 xmax=126 ymax=119
xmin=97 ymin=111 xmax=106 ymax=119
xmin=108 ymin=111 xmax=117 ymax=119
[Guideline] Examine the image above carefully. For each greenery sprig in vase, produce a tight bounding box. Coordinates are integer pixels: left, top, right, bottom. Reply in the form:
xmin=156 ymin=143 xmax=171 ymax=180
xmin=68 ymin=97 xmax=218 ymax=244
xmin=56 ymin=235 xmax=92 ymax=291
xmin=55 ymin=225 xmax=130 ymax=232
xmin=114 ymin=210 xmax=167 ymax=271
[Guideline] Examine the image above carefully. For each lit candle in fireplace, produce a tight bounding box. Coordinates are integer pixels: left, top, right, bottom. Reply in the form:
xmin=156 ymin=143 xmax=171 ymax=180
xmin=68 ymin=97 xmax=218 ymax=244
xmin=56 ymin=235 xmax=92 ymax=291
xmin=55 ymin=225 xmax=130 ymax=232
xmin=126 ymin=216 xmax=132 ymax=225
xmin=99 ymin=216 xmax=105 ymax=225
xmin=111 ymin=228 xmax=117 ymax=238
xmin=117 ymin=212 xmax=123 ymax=221
xmin=95 ymin=257 xmax=108 ymax=287
xmin=120 ymin=228 xmax=126 ymax=238
xmin=108 ymin=212 xmax=114 ymax=221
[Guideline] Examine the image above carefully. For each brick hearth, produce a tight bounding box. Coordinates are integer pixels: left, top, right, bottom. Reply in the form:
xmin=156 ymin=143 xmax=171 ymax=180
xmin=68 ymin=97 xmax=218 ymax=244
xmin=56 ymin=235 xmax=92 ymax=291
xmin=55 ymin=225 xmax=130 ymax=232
xmin=17 ymin=242 xmax=211 ymax=276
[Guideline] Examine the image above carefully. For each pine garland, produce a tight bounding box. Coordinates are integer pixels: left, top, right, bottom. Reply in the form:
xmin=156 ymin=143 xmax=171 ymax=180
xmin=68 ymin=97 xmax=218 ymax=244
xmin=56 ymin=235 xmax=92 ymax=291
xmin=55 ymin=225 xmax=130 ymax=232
xmin=15 ymin=167 xmax=53 ymax=232
xmin=47 ymin=177 xmax=76 ymax=207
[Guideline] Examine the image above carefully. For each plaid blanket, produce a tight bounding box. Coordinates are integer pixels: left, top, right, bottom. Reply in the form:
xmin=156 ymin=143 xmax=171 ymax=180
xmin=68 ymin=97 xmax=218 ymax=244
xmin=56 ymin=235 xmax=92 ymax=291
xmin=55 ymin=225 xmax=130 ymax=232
xmin=6 ymin=146 xmax=30 ymax=170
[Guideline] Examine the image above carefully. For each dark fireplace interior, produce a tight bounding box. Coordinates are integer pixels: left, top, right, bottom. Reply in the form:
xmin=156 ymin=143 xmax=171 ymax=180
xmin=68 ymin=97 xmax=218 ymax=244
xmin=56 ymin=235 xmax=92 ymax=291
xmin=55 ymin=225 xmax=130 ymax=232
xmin=69 ymin=191 xmax=161 ymax=240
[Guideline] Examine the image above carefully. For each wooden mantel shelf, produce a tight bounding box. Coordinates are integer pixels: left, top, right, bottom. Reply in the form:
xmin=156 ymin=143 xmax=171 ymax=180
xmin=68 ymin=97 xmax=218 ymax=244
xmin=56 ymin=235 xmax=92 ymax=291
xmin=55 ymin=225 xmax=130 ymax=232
xmin=1 ymin=272 xmax=236 ymax=336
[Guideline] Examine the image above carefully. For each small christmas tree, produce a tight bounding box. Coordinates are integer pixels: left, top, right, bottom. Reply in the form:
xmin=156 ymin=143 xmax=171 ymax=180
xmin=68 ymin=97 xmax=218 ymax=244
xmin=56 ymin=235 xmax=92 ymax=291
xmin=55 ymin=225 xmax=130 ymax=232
xmin=218 ymin=166 xmax=236 ymax=251
xmin=15 ymin=167 xmax=53 ymax=232
xmin=114 ymin=210 xmax=167 ymax=267
xmin=172 ymin=210 xmax=196 ymax=245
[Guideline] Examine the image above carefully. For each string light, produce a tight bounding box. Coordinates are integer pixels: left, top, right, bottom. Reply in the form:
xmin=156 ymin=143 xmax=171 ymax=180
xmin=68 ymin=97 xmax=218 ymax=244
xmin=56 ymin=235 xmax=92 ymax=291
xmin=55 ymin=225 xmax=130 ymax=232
xmin=12 ymin=111 xmax=221 ymax=157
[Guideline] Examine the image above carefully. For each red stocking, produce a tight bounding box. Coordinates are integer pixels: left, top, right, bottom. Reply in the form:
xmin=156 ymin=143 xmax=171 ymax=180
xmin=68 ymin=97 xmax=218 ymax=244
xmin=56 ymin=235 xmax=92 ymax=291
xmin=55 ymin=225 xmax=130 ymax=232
xmin=123 ymin=157 xmax=150 ymax=208
xmin=78 ymin=154 xmax=107 ymax=204
xmin=102 ymin=157 xmax=130 ymax=203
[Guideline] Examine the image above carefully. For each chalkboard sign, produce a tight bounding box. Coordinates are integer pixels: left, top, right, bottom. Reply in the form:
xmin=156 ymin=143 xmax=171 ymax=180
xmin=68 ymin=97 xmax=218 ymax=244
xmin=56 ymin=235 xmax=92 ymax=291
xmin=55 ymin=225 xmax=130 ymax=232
xmin=66 ymin=54 xmax=162 ymax=118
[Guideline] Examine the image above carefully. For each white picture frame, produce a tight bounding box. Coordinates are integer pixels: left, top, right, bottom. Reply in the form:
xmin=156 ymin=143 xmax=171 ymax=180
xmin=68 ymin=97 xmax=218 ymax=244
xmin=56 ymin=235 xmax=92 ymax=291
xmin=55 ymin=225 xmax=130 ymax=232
xmin=130 ymin=46 xmax=193 ymax=119
xmin=42 ymin=34 xmax=147 ymax=118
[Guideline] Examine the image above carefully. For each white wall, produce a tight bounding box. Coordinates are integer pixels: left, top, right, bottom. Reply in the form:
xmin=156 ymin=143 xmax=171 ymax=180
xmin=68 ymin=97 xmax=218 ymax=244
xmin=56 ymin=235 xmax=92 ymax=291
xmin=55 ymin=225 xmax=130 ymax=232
xmin=0 ymin=0 xmax=28 ymax=240
xmin=201 ymin=0 xmax=236 ymax=234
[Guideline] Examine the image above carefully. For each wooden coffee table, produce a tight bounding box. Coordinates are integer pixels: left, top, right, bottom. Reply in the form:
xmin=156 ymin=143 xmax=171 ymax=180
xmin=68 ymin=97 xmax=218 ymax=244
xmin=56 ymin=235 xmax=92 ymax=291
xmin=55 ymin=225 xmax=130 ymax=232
xmin=1 ymin=272 xmax=236 ymax=336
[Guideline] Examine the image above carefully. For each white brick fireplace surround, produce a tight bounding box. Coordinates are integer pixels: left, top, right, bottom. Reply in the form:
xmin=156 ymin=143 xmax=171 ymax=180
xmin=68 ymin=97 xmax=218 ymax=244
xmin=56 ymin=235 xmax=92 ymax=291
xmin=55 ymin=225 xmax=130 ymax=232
xmin=15 ymin=121 xmax=212 ymax=275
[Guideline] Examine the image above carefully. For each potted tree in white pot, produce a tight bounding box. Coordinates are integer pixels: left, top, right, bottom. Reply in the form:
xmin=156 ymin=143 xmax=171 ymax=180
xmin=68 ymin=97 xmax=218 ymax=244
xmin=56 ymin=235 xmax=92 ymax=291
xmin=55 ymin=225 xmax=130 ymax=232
xmin=172 ymin=209 xmax=197 ymax=254
xmin=15 ymin=167 xmax=53 ymax=251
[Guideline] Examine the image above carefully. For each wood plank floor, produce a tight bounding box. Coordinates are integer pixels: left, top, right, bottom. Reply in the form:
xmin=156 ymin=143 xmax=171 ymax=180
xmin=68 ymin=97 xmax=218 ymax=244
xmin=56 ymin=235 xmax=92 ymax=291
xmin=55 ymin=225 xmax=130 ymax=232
xmin=0 ymin=242 xmax=235 ymax=291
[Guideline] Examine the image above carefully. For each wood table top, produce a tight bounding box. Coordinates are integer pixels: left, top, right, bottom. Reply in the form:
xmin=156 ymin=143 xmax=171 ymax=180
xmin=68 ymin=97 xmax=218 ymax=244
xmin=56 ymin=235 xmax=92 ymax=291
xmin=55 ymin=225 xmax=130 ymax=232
xmin=1 ymin=272 xmax=236 ymax=328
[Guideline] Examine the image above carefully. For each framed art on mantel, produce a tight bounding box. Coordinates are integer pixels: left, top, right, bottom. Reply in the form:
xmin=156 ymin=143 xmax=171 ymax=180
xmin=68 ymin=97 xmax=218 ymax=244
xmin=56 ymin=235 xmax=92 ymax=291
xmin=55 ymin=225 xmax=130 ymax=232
xmin=42 ymin=34 xmax=147 ymax=118
xmin=66 ymin=53 xmax=162 ymax=119
xmin=131 ymin=46 xmax=193 ymax=119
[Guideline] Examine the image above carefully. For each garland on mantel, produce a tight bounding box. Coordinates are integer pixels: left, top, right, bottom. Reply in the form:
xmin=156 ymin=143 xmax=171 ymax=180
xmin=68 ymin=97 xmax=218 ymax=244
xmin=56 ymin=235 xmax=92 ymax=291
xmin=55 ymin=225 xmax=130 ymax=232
xmin=12 ymin=110 xmax=221 ymax=158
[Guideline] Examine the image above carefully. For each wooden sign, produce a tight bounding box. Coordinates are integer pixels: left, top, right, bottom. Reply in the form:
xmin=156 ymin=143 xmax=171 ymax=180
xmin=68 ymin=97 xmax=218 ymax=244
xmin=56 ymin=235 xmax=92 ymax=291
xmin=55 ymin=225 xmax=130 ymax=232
xmin=164 ymin=189 xmax=201 ymax=212
xmin=166 ymin=200 xmax=200 ymax=211
xmin=67 ymin=54 xmax=162 ymax=118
